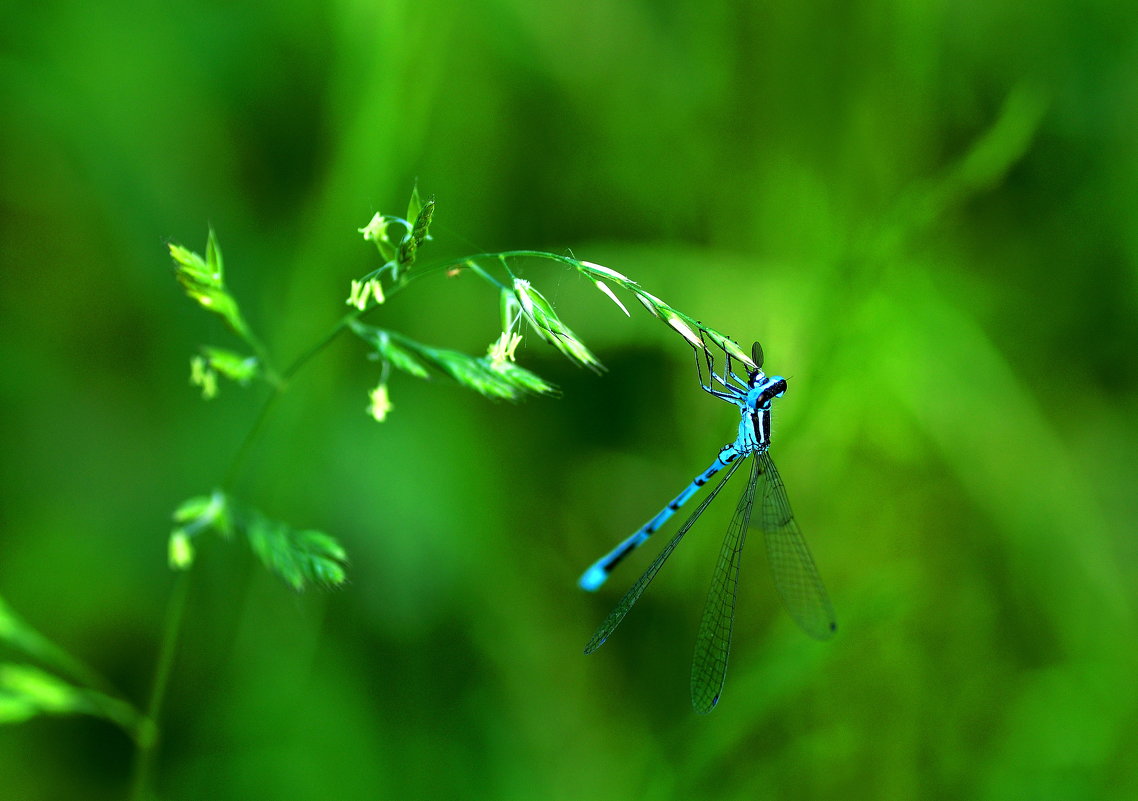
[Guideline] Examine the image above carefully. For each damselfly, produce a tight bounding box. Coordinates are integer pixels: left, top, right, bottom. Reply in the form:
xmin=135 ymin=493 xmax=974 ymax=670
xmin=579 ymin=338 xmax=836 ymax=713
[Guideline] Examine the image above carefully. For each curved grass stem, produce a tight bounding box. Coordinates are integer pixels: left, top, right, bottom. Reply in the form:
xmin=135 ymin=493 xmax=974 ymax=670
xmin=129 ymin=570 xmax=191 ymax=801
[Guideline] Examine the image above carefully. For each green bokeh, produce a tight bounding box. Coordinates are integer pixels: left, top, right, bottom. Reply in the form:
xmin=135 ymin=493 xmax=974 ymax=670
xmin=2 ymin=0 xmax=1137 ymax=799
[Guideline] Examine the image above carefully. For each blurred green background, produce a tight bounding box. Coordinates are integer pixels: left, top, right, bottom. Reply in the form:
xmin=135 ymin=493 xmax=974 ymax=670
xmin=2 ymin=0 xmax=1137 ymax=798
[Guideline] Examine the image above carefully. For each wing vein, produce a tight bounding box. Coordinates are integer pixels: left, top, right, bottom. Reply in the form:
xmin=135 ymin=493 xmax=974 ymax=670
xmin=690 ymin=454 xmax=759 ymax=713
xmin=759 ymin=451 xmax=837 ymax=640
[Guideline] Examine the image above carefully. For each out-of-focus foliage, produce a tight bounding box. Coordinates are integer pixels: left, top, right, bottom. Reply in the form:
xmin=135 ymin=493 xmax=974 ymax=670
xmin=1 ymin=0 xmax=1136 ymax=800
xmin=168 ymin=491 xmax=347 ymax=590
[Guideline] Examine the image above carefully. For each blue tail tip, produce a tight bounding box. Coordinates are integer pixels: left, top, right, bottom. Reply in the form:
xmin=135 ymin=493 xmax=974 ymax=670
xmin=578 ymin=565 xmax=608 ymax=591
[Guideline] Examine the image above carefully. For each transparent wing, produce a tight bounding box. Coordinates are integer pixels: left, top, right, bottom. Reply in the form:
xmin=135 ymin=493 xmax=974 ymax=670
xmin=690 ymin=454 xmax=759 ymax=714
xmin=758 ymin=451 xmax=837 ymax=640
xmin=584 ymin=457 xmax=746 ymax=655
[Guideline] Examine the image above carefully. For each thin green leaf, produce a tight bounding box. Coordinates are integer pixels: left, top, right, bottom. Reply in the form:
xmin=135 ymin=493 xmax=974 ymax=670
xmin=594 ymin=280 xmax=630 ymax=316
xmin=406 ymin=184 xmax=423 ymax=225
xmin=0 ymin=596 xmax=107 ymax=692
xmin=205 ymin=227 xmax=224 ymax=283
xmin=0 ymin=663 xmax=143 ymax=735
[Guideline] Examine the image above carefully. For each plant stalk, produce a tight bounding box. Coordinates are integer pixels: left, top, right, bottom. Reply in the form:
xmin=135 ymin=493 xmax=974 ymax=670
xmin=129 ymin=570 xmax=191 ymax=801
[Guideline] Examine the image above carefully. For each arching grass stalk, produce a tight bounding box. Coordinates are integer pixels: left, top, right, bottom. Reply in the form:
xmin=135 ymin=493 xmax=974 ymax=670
xmin=136 ymin=187 xmax=750 ymax=798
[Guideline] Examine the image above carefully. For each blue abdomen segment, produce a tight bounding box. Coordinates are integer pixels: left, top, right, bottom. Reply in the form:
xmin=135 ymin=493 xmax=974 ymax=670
xmin=578 ymin=445 xmax=742 ymax=590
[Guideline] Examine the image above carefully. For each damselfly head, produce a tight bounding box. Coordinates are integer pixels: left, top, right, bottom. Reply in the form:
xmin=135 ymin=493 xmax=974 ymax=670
xmin=753 ymin=376 xmax=788 ymax=408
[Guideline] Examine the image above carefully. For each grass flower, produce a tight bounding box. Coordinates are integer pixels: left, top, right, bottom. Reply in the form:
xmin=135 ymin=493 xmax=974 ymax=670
xmin=368 ymin=382 xmax=394 ymax=422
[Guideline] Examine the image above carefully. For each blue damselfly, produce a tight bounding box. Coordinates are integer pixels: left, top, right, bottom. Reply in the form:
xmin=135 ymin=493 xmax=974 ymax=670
xmin=579 ymin=338 xmax=835 ymax=713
